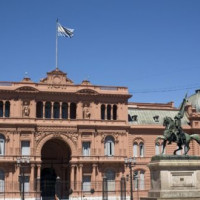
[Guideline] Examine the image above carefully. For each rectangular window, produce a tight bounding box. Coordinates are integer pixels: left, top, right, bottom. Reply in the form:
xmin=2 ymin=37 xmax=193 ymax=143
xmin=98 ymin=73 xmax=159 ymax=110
xmin=82 ymin=176 xmax=91 ymax=192
xmin=82 ymin=142 xmax=90 ymax=156
xmin=21 ymin=141 xmax=30 ymax=156
xmin=0 ymin=140 xmax=4 ymax=156
xmin=20 ymin=176 xmax=30 ymax=193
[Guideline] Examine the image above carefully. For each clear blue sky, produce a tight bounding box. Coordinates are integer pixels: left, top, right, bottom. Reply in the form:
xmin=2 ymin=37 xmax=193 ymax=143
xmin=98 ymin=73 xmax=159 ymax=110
xmin=0 ymin=0 xmax=200 ymax=106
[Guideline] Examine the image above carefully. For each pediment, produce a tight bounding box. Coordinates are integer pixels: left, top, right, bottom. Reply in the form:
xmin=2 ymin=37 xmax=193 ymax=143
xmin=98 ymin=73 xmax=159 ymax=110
xmin=76 ymin=89 xmax=98 ymax=95
xmin=15 ymin=86 xmax=39 ymax=93
xmin=40 ymin=68 xmax=73 ymax=85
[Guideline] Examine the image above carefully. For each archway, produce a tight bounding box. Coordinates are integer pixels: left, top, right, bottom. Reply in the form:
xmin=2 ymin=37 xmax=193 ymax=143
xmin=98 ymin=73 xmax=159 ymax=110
xmin=41 ymin=138 xmax=71 ymax=199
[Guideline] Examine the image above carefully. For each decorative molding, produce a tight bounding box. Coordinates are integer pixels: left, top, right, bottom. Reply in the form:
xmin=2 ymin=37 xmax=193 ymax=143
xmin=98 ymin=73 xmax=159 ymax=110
xmin=76 ymin=89 xmax=98 ymax=95
xmin=133 ymin=137 xmax=144 ymax=143
xmin=35 ymin=131 xmax=78 ymax=146
xmin=100 ymin=132 xmax=126 ymax=143
xmin=15 ymin=86 xmax=39 ymax=93
xmin=36 ymin=126 xmax=77 ymax=132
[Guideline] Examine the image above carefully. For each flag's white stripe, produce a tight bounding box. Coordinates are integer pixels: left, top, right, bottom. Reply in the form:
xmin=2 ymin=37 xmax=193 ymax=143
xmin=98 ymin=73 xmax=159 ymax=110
xmin=58 ymin=23 xmax=74 ymax=38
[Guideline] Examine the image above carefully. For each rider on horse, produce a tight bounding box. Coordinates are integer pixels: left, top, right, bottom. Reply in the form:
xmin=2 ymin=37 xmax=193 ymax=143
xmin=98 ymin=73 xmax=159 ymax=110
xmin=167 ymin=94 xmax=187 ymax=145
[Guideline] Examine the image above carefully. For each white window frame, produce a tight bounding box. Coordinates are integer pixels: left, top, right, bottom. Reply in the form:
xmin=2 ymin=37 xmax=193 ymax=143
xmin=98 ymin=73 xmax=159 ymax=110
xmin=82 ymin=142 xmax=90 ymax=156
xmin=104 ymin=136 xmax=114 ymax=156
xmin=155 ymin=142 xmax=160 ymax=155
xmin=21 ymin=176 xmax=30 ymax=193
xmin=133 ymin=143 xmax=138 ymax=157
xmin=0 ymin=170 xmax=5 ymax=193
xmin=82 ymin=176 xmax=91 ymax=192
xmin=105 ymin=169 xmax=115 ymax=191
xmin=139 ymin=142 xmax=144 ymax=157
xmin=21 ymin=141 xmax=30 ymax=156
xmin=0 ymin=134 xmax=5 ymax=156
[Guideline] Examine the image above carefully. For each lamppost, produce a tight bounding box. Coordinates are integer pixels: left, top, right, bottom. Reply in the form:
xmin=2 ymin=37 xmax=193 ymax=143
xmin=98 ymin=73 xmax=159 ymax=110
xmin=16 ymin=157 xmax=30 ymax=200
xmin=124 ymin=157 xmax=136 ymax=200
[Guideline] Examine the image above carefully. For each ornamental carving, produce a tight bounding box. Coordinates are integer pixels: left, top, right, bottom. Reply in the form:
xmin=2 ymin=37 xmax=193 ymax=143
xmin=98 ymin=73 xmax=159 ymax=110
xmin=35 ymin=131 xmax=78 ymax=145
xmin=83 ymin=103 xmax=91 ymax=119
xmin=100 ymin=132 xmax=124 ymax=143
xmin=22 ymin=101 xmax=30 ymax=117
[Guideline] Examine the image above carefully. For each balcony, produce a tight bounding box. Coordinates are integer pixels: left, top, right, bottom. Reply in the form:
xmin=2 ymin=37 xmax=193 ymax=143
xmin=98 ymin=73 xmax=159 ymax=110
xmin=72 ymin=156 xmax=126 ymax=163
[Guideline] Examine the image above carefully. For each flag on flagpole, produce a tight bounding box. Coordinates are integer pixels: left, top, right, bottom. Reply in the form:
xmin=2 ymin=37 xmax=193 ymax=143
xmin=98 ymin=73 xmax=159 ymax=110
xmin=57 ymin=23 xmax=74 ymax=38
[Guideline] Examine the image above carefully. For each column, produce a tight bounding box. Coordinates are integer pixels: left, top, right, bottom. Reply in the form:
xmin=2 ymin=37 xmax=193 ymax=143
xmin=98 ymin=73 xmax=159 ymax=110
xmin=92 ymin=164 xmax=97 ymax=189
xmin=59 ymin=102 xmax=62 ymax=119
xmin=36 ymin=164 xmax=41 ymax=198
xmin=37 ymin=164 xmax=41 ymax=178
xmin=105 ymin=104 xmax=107 ymax=120
xmin=3 ymin=101 xmax=5 ymax=117
xmin=68 ymin=103 xmax=70 ymax=119
xmin=70 ymin=164 xmax=75 ymax=191
xmin=79 ymin=164 xmax=83 ymax=191
xmin=43 ymin=101 xmax=45 ymax=119
xmin=30 ymin=164 xmax=35 ymax=191
xmin=51 ymin=102 xmax=54 ymax=119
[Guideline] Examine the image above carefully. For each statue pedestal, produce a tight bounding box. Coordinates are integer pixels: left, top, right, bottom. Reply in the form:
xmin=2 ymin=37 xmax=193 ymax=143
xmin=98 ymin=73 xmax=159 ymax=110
xmin=141 ymin=155 xmax=200 ymax=200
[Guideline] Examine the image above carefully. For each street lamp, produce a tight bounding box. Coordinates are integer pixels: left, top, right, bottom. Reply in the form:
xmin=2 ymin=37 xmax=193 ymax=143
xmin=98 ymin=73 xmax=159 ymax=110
xmin=124 ymin=157 xmax=136 ymax=200
xmin=16 ymin=157 xmax=30 ymax=200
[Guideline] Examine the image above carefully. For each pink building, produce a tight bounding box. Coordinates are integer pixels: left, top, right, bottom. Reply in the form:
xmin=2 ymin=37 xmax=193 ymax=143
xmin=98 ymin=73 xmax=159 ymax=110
xmin=0 ymin=68 xmax=199 ymax=200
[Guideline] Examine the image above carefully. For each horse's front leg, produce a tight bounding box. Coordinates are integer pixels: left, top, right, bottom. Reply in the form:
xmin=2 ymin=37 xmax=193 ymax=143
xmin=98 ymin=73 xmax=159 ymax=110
xmin=173 ymin=144 xmax=182 ymax=155
xmin=161 ymin=140 xmax=167 ymax=154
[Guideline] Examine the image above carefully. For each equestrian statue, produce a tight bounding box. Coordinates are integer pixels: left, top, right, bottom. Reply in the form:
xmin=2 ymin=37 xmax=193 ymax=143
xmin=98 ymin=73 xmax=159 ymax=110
xmin=156 ymin=94 xmax=200 ymax=155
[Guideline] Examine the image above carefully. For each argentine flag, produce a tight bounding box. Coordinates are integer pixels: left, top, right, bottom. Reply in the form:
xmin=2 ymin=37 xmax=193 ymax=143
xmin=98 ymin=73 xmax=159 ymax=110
xmin=58 ymin=23 xmax=74 ymax=38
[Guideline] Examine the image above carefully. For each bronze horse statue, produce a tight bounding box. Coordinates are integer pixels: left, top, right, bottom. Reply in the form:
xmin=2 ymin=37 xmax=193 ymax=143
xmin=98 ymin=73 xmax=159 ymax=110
xmin=156 ymin=116 xmax=200 ymax=155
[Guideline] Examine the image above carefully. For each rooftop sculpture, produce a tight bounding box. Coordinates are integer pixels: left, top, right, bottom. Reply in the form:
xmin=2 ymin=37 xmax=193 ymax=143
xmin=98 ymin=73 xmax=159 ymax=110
xmin=156 ymin=94 xmax=200 ymax=155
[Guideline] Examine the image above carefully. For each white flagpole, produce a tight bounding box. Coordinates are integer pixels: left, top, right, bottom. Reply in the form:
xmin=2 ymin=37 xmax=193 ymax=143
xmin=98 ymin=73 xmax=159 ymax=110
xmin=56 ymin=19 xmax=58 ymax=69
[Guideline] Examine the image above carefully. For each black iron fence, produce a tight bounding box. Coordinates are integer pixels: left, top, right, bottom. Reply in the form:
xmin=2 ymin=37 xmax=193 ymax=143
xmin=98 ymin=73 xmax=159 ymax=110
xmin=0 ymin=178 xmax=150 ymax=200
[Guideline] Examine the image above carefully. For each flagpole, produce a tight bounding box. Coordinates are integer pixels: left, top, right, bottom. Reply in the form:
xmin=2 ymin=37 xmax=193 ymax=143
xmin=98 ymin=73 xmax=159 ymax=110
xmin=56 ymin=19 xmax=58 ymax=69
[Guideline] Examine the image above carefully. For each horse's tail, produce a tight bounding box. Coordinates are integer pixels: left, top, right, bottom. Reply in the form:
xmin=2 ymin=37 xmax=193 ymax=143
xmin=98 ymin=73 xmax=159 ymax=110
xmin=190 ymin=134 xmax=200 ymax=144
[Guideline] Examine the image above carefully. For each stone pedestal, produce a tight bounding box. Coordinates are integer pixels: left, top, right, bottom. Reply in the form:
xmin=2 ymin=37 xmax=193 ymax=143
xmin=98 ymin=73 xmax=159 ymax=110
xmin=141 ymin=155 xmax=200 ymax=200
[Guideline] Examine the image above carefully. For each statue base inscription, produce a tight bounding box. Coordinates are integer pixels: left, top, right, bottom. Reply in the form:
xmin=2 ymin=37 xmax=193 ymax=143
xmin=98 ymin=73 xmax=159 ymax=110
xmin=141 ymin=155 xmax=200 ymax=200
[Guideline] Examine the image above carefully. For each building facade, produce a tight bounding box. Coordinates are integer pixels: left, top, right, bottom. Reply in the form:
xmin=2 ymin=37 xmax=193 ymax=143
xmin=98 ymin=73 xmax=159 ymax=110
xmin=0 ymin=68 xmax=200 ymax=200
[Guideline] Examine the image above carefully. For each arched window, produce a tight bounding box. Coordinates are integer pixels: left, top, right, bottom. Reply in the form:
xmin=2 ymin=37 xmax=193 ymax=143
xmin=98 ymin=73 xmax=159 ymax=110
xmin=0 ymin=170 xmax=5 ymax=192
xmin=155 ymin=142 xmax=160 ymax=155
xmin=0 ymin=102 xmax=3 ymax=118
xmin=101 ymin=104 xmax=105 ymax=120
xmin=113 ymin=105 xmax=117 ymax=120
xmin=104 ymin=136 xmax=115 ymax=156
xmin=62 ymin=103 xmax=68 ymax=119
xmin=45 ymin=102 xmax=51 ymax=118
xmin=139 ymin=142 xmax=144 ymax=157
xmin=134 ymin=170 xmax=145 ymax=190
xmin=155 ymin=142 xmax=165 ymax=155
xmin=140 ymin=170 xmax=145 ymax=190
xmin=53 ymin=102 xmax=60 ymax=119
xmin=5 ymin=101 xmax=10 ymax=117
xmin=107 ymin=105 xmax=111 ymax=120
xmin=36 ymin=101 xmax=43 ymax=118
xmin=105 ymin=169 xmax=115 ymax=191
xmin=133 ymin=142 xmax=138 ymax=157
xmin=0 ymin=134 xmax=5 ymax=156
xmin=70 ymin=103 xmax=76 ymax=119
xmin=134 ymin=170 xmax=138 ymax=190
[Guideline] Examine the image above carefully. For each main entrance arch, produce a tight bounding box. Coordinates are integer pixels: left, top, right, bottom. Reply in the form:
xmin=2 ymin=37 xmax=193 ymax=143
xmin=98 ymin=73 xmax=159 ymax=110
xmin=41 ymin=138 xmax=71 ymax=199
